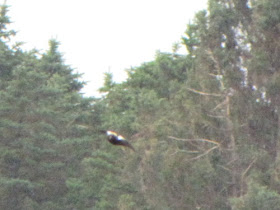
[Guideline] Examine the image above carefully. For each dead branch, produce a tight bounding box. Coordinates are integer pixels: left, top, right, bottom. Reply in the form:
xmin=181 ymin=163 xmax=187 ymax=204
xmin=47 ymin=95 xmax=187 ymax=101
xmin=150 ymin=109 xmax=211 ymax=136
xmin=225 ymin=158 xmax=238 ymax=166
xmin=207 ymin=114 xmax=227 ymax=119
xmin=187 ymin=88 xmax=222 ymax=97
xmin=242 ymin=158 xmax=256 ymax=179
xmin=206 ymin=49 xmax=225 ymax=90
xmin=217 ymin=164 xmax=232 ymax=172
xmin=189 ymin=146 xmax=219 ymax=161
xmin=168 ymin=136 xmax=202 ymax=150
xmin=168 ymin=136 xmax=221 ymax=146
xmin=208 ymin=73 xmax=219 ymax=77
xmin=241 ymin=158 xmax=257 ymax=195
xmin=212 ymin=99 xmax=227 ymax=111
xmin=168 ymin=136 xmax=220 ymax=161
xmin=170 ymin=150 xmax=200 ymax=156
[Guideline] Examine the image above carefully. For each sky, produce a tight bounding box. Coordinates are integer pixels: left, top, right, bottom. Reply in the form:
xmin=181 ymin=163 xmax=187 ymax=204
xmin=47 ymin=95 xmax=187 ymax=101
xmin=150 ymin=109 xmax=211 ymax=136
xmin=7 ymin=0 xmax=208 ymax=96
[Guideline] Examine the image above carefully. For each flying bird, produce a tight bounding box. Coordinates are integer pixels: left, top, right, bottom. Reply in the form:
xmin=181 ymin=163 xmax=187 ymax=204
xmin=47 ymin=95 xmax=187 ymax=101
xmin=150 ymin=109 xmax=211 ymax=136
xmin=102 ymin=130 xmax=135 ymax=151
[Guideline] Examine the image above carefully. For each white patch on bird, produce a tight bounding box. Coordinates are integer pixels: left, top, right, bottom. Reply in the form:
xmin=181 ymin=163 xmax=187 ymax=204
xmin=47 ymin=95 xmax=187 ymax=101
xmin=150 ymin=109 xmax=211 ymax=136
xmin=106 ymin=130 xmax=126 ymax=141
xmin=106 ymin=130 xmax=117 ymax=136
xmin=117 ymin=135 xmax=125 ymax=141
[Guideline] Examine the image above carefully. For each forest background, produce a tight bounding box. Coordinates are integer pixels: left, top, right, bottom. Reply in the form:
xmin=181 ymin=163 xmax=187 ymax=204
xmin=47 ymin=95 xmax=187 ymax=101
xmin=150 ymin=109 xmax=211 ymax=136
xmin=0 ymin=0 xmax=280 ymax=209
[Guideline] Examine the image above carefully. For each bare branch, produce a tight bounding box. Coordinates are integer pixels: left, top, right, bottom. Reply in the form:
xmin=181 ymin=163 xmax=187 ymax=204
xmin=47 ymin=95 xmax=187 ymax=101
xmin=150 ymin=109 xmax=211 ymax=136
xmin=170 ymin=150 xmax=199 ymax=156
xmin=208 ymin=73 xmax=223 ymax=78
xmin=206 ymin=49 xmax=225 ymax=90
xmin=168 ymin=136 xmax=220 ymax=161
xmin=189 ymin=146 xmax=219 ymax=161
xmin=208 ymin=73 xmax=218 ymax=77
xmin=168 ymin=136 xmax=221 ymax=146
xmin=225 ymin=158 xmax=238 ymax=165
xmin=212 ymin=99 xmax=227 ymax=111
xmin=241 ymin=158 xmax=257 ymax=195
xmin=217 ymin=164 xmax=232 ymax=172
xmin=207 ymin=114 xmax=227 ymax=119
xmin=187 ymin=88 xmax=222 ymax=97
xmin=242 ymin=158 xmax=256 ymax=179
xmin=168 ymin=136 xmax=203 ymax=150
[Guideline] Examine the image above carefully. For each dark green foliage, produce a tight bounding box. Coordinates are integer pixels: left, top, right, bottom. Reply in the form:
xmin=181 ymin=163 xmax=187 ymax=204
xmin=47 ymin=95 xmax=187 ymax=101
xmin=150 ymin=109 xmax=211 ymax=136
xmin=230 ymin=181 xmax=280 ymax=210
xmin=94 ymin=0 xmax=280 ymax=208
xmin=1 ymin=0 xmax=280 ymax=209
xmin=0 ymin=4 xmax=95 ymax=209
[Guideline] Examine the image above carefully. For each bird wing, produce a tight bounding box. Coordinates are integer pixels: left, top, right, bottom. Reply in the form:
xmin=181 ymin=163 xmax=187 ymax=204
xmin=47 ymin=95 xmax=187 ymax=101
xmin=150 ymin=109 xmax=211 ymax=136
xmin=117 ymin=135 xmax=126 ymax=141
xmin=107 ymin=130 xmax=118 ymax=136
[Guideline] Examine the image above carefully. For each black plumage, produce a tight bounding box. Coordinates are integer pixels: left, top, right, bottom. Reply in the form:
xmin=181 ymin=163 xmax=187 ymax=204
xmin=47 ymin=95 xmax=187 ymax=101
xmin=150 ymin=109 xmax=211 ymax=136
xmin=103 ymin=130 xmax=135 ymax=151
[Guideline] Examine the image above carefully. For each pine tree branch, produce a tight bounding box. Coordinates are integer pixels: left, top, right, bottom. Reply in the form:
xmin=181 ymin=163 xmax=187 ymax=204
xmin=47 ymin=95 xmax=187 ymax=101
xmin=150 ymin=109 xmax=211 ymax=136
xmin=217 ymin=165 xmax=232 ymax=172
xmin=168 ymin=136 xmax=220 ymax=160
xmin=189 ymin=146 xmax=219 ymax=161
xmin=206 ymin=49 xmax=225 ymax=90
xmin=241 ymin=158 xmax=257 ymax=195
xmin=208 ymin=73 xmax=223 ymax=78
xmin=170 ymin=150 xmax=199 ymax=156
xmin=207 ymin=114 xmax=227 ymax=119
xmin=212 ymin=99 xmax=227 ymax=111
xmin=225 ymin=158 xmax=238 ymax=165
xmin=168 ymin=136 xmax=221 ymax=146
xmin=187 ymin=88 xmax=222 ymax=97
xmin=241 ymin=158 xmax=256 ymax=179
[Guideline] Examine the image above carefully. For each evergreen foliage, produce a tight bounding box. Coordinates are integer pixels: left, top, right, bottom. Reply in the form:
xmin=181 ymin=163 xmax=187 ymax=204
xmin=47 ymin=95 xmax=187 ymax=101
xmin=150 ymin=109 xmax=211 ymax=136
xmin=1 ymin=0 xmax=280 ymax=209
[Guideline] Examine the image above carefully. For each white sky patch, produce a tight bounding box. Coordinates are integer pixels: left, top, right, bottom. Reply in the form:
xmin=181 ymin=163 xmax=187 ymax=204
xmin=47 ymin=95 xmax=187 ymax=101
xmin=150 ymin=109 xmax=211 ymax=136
xmin=7 ymin=0 xmax=207 ymax=96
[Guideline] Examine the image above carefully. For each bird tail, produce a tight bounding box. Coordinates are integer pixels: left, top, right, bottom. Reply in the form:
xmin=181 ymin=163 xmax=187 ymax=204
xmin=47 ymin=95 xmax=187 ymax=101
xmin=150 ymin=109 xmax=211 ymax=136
xmin=123 ymin=141 xmax=135 ymax=152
